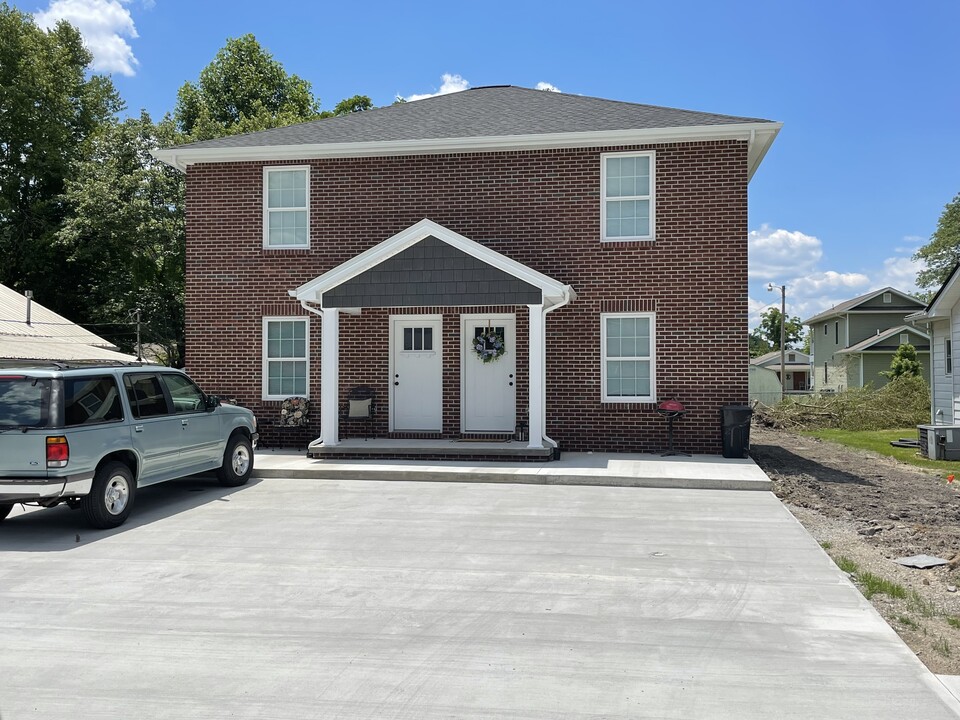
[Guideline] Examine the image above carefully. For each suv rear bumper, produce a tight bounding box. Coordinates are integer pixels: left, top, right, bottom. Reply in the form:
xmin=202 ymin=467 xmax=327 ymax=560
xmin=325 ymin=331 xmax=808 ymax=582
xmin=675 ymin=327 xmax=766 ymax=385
xmin=0 ymin=472 xmax=95 ymax=505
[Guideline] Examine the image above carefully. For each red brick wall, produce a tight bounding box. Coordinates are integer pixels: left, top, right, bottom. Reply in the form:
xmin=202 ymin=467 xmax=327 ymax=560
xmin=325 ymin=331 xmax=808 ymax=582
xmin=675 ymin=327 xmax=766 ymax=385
xmin=184 ymin=140 xmax=749 ymax=453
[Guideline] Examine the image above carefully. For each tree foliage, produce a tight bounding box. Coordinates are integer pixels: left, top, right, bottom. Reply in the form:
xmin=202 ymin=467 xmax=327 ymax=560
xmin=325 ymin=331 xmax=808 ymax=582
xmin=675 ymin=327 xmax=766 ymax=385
xmin=57 ymin=113 xmax=185 ymax=364
xmin=914 ymin=193 xmax=960 ymax=290
xmin=880 ymin=343 xmax=923 ymax=380
xmin=0 ymin=3 xmax=120 ymax=310
xmin=174 ymin=34 xmax=321 ymax=141
xmin=749 ymin=307 xmax=804 ymax=357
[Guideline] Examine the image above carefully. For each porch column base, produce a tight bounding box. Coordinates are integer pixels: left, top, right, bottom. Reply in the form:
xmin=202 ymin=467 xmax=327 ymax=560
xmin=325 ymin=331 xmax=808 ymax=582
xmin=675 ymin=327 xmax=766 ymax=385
xmin=527 ymin=303 xmax=544 ymax=449
xmin=320 ymin=307 xmax=339 ymax=446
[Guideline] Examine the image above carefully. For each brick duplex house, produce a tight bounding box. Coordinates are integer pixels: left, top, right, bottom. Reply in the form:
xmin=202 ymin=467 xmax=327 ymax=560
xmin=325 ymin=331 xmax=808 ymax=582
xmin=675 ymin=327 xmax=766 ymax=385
xmin=154 ymin=86 xmax=780 ymax=455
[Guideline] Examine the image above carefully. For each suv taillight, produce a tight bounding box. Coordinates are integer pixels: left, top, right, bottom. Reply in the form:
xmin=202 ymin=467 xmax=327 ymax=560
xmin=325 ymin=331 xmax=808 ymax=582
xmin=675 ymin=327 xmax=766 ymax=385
xmin=46 ymin=436 xmax=69 ymax=468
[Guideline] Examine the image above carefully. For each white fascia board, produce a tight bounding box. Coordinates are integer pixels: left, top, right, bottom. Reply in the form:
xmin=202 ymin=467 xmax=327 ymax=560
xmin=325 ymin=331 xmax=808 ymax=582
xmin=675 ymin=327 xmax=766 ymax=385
xmin=152 ymin=121 xmax=782 ymax=179
xmin=289 ymin=219 xmax=571 ymax=304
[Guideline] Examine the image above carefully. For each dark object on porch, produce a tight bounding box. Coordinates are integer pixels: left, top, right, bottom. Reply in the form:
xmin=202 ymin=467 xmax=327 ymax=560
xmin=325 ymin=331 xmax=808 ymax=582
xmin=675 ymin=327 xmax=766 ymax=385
xmin=341 ymin=386 xmax=376 ymax=439
xmin=721 ymin=405 xmax=753 ymax=458
xmin=514 ymin=420 xmax=528 ymax=442
xmin=657 ymin=399 xmax=690 ymax=457
xmin=271 ymin=396 xmax=311 ymax=450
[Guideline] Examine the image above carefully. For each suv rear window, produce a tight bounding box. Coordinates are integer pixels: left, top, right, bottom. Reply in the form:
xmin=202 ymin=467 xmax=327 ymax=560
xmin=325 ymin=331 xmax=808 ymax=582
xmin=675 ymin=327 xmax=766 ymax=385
xmin=0 ymin=375 xmax=52 ymax=427
xmin=64 ymin=376 xmax=123 ymax=426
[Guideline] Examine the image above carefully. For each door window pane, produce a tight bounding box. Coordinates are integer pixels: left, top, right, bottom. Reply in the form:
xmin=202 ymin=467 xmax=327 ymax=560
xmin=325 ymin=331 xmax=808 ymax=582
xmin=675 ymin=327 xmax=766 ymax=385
xmin=124 ymin=375 xmax=170 ymax=418
xmin=162 ymin=374 xmax=206 ymax=414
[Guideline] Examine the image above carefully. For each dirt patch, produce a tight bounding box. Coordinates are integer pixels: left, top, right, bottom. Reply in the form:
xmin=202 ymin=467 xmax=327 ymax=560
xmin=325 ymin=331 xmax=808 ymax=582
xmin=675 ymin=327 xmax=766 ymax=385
xmin=751 ymin=425 xmax=960 ymax=674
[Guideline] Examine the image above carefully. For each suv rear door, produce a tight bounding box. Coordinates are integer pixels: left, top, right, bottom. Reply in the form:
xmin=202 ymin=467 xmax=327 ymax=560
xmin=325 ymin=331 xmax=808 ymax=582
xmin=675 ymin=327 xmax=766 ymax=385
xmin=122 ymin=373 xmax=183 ymax=484
xmin=0 ymin=374 xmax=52 ymax=478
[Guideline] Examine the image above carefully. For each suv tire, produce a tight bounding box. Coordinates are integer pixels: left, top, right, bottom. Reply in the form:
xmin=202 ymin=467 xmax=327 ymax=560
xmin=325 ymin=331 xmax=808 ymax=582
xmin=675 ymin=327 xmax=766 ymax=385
xmin=0 ymin=504 xmax=12 ymax=522
xmin=81 ymin=461 xmax=136 ymax=529
xmin=218 ymin=433 xmax=253 ymax=487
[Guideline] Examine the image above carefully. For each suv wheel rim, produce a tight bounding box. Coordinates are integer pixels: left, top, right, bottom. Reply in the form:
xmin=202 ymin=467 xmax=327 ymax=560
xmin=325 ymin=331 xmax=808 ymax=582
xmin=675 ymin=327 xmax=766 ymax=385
xmin=232 ymin=444 xmax=250 ymax=476
xmin=105 ymin=475 xmax=130 ymax=515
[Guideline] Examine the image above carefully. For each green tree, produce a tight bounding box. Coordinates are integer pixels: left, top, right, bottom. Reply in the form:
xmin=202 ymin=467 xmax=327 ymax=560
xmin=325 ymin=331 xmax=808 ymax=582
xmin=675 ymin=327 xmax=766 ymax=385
xmin=174 ymin=34 xmax=321 ymax=141
xmin=321 ymin=94 xmax=373 ymax=118
xmin=0 ymin=3 xmax=120 ymax=310
xmin=914 ymin=193 xmax=960 ymax=290
xmin=749 ymin=307 xmax=803 ymax=357
xmin=880 ymin=343 xmax=923 ymax=380
xmin=57 ymin=113 xmax=185 ymax=365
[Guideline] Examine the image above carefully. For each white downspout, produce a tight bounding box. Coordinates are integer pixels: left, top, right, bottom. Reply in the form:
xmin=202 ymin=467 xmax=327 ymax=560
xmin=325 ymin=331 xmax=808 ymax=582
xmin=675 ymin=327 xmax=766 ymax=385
xmin=539 ymin=286 xmax=575 ymax=450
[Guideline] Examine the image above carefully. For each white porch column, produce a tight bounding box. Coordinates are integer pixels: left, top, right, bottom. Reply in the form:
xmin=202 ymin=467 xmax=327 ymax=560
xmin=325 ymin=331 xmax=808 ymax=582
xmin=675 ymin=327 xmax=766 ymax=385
xmin=527 ymin=303 xmax=545 ymax=448
xmin=320 ymin=307 xmax=340 ymax=446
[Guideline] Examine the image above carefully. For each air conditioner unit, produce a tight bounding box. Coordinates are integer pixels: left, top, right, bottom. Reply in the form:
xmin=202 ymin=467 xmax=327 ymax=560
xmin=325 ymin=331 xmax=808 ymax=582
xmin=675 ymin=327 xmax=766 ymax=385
xmin=917 ymin=424 xmax=960 ymax=460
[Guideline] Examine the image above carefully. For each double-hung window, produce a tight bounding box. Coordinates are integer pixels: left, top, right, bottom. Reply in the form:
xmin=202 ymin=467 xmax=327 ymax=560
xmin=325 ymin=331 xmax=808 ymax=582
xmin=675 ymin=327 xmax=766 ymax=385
xmin=263 ymin=318 xmax=309 ymax=399
xmin=601 ymin=151 xmax=655 ymax=241
xmin=263 ymin=166 xmax=309 ymax=248
xmin=601 ymin=313 xmax=655 ymax=402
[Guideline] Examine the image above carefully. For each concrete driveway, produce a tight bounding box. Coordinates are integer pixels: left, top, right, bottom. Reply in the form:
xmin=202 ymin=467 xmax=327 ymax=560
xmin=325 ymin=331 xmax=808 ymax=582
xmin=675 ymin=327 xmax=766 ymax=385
xmin=1 ymin=477 xmax=958 ymax=719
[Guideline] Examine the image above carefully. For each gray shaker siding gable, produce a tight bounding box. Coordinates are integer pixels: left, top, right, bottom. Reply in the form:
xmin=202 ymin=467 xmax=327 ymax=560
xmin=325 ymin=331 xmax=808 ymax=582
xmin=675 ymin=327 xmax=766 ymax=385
xmin=322 ymin=235 xmax=543 ymax=308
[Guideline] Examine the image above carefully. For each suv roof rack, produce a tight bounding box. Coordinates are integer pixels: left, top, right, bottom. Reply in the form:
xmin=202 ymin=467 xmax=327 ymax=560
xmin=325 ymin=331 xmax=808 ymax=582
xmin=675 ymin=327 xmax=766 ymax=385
xmin=30 ymin=360 xmax=155 ymax=371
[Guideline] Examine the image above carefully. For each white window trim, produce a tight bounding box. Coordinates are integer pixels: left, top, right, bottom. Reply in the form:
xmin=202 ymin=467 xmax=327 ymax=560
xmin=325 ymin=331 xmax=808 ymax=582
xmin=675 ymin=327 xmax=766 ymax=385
xmin=262 ymin=165 xmax=311 ymax=249
xmin=262 ymin=316 xmax=310 ymax=400
xmin=600 ymin=312 xmax=656 ymax=403
xmin=600 ymin=150 xmax=655 ymax=242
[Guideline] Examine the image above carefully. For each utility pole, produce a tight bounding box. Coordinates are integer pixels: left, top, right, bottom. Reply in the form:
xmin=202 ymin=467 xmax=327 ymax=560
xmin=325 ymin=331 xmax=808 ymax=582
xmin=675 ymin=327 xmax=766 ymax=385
xmin=133 ymin=308 xmax=142 ymax=361
xmin=767 ymin=283 xmax=787 ymax=402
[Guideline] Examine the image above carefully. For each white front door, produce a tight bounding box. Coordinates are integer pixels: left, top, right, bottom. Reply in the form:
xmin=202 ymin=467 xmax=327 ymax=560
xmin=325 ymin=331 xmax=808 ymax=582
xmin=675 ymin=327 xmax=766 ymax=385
xmin=461 ymin=314 xmax=516 ymax=433
xmin=391 ymin=316 xmax=442 ymax=431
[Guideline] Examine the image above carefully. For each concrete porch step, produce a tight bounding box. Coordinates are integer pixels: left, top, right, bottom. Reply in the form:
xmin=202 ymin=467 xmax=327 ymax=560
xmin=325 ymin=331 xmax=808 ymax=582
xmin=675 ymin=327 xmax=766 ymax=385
xmin=252 ymin=450 xmax=772 ymax=491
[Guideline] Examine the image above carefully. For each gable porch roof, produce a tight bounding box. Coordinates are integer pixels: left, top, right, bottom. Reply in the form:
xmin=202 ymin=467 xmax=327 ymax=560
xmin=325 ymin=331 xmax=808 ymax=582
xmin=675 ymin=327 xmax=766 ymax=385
xmin=290 ymin=219 xmax=575 ymax=309
xmin=837 ymin=325 xmax=929 ymax=354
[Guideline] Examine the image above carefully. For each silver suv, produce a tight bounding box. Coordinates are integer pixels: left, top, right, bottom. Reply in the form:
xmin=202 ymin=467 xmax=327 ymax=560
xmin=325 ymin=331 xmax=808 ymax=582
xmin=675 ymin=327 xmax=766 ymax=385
xmin=0 ymin=363 xmax=259 ymax=528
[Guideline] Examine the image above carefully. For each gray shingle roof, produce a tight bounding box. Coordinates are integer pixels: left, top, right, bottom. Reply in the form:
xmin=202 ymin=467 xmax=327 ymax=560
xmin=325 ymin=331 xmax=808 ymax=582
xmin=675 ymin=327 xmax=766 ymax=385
xmin=802 ymin=287 xmax=925 ymax=325
xmin=172 ymin=85 xmax=773 ymax=151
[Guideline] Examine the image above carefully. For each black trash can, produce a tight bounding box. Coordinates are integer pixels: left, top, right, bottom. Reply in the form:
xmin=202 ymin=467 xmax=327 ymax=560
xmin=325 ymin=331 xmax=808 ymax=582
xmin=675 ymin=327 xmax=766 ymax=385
xmin=721 ymin=405 xmax=753 ymax=459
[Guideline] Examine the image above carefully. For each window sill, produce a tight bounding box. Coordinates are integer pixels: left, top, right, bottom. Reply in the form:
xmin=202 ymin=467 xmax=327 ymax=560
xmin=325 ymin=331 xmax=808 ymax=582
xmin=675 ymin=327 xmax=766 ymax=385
xmin=601 ymin=237 xmax=655 ymax=243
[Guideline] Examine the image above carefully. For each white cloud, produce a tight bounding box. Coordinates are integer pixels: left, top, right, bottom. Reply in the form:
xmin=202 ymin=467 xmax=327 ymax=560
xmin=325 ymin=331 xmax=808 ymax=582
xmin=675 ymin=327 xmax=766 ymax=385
xmin=748 ymin=224 xmax=822 ymax=280
xmin=748 ymin=226 xmax=927 ymax=329
xmin=35 ymin=0 xmax=139 ymax=77
xmin=405 ymin=73 xmax=470 ymax=102
xmin=536 ymin=82 xmax=560 ymax=92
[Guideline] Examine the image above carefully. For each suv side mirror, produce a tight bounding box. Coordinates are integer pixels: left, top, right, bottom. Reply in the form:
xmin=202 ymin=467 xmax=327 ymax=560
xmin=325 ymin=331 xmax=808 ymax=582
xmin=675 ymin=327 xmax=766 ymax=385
xmin=205 ymin=395 xmax=221 ymax=411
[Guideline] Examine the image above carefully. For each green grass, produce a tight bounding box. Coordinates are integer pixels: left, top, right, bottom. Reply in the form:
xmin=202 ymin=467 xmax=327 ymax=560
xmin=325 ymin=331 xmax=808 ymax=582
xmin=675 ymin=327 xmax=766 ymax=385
xmin=835 ymin=556 xmax=860 ymax=574
xmin=819 ymin=540 xmax=833 ymax=550
xmin=908 ymin=591 xmax=938 ymax=618
xmin=858 ymin=571 xmax=909 ymax=600
xmin=896 ymin=615 xmax=921 ymax=630
xmin=947 ymin=617 xmax=960 ymax=630
xmin=933 ymin=636 xmax=952 ymax=657
xmin=802 ymin=428 xmax=960 ymax=476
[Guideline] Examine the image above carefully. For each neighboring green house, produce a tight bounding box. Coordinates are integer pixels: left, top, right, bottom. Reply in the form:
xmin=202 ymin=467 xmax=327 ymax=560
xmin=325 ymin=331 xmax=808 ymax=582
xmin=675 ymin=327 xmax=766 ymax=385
xmin=804 ymin=287 xmax=929 ymax=392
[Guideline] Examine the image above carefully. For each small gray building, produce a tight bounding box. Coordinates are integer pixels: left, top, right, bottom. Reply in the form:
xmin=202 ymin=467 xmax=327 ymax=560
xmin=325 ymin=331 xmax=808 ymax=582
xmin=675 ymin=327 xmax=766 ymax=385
xmin=804 ymin=287 xmax=928 ymax=392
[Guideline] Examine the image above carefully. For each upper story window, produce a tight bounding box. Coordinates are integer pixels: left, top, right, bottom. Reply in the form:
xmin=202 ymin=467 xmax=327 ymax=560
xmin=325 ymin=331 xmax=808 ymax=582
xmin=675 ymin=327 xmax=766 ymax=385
xmin=883 ymin=292 xmax=892 ymax=303
xmin=947 ymin=339 xmax=953 ymax=375
xmin=601 ymin=151 xmax=655 ymax=241
xmin=263 ymin=166 xmax=309 ymax=248
xmin=899 ymin=333 xmax=909 ymax=346
xmin=601 ymin=313 xmax=655 ymax=402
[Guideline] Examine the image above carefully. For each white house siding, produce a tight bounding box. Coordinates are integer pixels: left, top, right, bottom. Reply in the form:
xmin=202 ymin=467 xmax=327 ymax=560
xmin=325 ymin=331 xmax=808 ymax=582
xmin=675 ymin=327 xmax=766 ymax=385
xmin=930 ymin=319 xmax=952 ymax=424
xmin=952 ymin=310 xmax=960 ymax=424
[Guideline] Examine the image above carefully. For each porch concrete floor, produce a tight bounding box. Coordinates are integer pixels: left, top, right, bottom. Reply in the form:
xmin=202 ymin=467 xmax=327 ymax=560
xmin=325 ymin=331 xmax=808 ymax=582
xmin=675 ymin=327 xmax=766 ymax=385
xmin=1 ymin=479 xmax=958 ymax=718
xmin=256 ymin=448 xmax=772 ymax=491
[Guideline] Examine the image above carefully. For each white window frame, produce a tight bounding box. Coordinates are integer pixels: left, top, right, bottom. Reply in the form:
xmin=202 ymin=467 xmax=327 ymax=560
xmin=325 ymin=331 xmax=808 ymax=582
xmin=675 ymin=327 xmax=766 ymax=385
xmin=262 ymin=316 xmax=310 ymax=400
xmin=600 ymin=151 xmax=655 ymax=242
xmin=600 ymin=312 xmax=656 ymax=403
xmin=263 ymin=165 xmax=310 ymax=249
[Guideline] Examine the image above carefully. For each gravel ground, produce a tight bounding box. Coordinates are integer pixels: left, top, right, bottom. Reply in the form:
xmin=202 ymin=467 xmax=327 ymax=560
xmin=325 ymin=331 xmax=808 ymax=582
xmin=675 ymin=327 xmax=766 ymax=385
xmin=750 ymin=425 xmax=960 ymax=674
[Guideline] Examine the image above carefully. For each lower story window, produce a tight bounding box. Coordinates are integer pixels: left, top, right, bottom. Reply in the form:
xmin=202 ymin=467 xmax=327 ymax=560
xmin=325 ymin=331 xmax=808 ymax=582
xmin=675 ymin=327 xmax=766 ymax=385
xmin=263 ymin=317 xmax=308 ymax=399
xmin=601 ymin=312 xmax=655 ymax=402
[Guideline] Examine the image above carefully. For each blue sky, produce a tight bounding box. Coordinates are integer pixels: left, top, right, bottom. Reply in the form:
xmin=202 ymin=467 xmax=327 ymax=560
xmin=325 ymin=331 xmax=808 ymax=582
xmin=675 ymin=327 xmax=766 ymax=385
xmin=20 ymin=0 xmax=960 ymax=327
